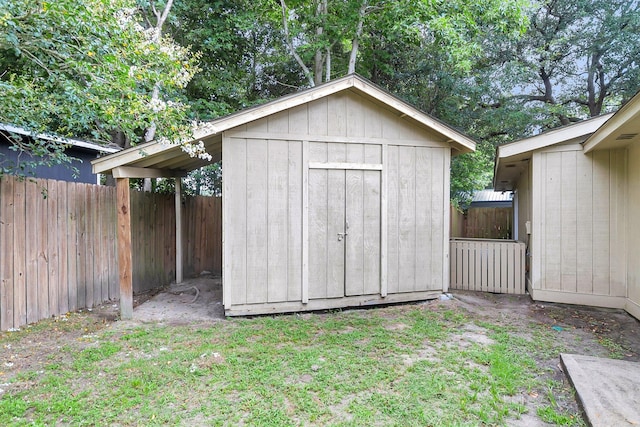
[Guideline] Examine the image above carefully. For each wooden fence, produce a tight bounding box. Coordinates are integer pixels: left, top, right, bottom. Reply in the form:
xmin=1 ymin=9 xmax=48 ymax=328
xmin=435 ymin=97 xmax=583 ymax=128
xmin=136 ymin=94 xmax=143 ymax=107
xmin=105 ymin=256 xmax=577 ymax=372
xmin=449 ymin=238 xmax=526 ymax=294
xmin=0 ymin=175 xmax=221 ymax=331
xmin=450 ymin=205 xmax=512 ymax=239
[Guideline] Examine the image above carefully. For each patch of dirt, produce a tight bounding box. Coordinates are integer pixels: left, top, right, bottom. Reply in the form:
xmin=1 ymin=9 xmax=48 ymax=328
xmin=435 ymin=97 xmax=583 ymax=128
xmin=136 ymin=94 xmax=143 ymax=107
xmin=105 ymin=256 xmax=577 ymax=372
xmin=131 ymin=274 xmax=225 ymax=325
xmin=447 ymin=291 xmax=640 ymax=426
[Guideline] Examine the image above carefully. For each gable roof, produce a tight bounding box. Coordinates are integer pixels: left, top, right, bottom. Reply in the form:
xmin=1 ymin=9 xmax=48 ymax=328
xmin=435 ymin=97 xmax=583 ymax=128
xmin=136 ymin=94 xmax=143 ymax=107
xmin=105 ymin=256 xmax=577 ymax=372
xmin=493 ymin=114 xmax=613 ymax=191
xmin=0 ymin=123 xmax=121 ymax=154
xmin=92 ymin=74 xmax=476 ymax=176
xmin=583 ymin=91 xmax=640 ymax=152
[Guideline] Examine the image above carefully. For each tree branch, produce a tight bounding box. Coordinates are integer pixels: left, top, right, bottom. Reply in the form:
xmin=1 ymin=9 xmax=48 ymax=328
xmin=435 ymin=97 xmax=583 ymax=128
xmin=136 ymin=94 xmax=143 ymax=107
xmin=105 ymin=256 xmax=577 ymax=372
xmin=348 ymin=0 xmax=368 ymax=75
xmin=280 ymin=0 xmax=315 ymax=87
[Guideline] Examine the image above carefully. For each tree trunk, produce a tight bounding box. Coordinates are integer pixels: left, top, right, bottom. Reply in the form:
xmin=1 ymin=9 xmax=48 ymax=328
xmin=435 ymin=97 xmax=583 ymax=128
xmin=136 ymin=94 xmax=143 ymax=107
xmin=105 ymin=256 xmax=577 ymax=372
xmin=281 ymin=0 xmax=315 ymax=87
xmin=348 ymin=0 xmax=368 ymax=75
xmin=142 ymin=0 xmax=175 ymax=192
xmin=313 ymin=0 xmax=326 ymax=85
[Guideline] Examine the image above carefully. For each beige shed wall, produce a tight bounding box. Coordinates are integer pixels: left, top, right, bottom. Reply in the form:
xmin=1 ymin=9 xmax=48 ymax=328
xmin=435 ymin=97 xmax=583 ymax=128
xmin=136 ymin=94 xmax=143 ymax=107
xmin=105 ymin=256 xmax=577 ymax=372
xmin=530 ymin=145 xmax=627 ymax=306
xmin=222 ymin=91 xmax=451 ymax=313
xmin=626 ymin=144 xmax=640 ymax=319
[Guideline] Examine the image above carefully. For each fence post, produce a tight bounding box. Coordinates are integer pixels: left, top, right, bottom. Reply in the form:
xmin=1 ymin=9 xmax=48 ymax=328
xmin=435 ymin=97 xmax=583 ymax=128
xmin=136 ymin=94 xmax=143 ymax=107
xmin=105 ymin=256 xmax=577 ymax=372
xmin=175 ymin=178 xmax=183 ymax=284
xmin=116 ymin=178 xmax=133 ymax=319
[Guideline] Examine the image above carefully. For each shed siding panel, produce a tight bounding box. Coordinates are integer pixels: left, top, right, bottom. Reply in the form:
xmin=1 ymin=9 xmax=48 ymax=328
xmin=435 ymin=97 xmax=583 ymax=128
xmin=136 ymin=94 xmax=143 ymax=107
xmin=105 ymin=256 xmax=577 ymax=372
xmin=543 ymin=152 xmax=562 ymax=290
xmin=224 ymin=138 xmax=248 ymax=306
xmin=267 ymin=140 xmax=289 ymax=302
xmin=415 ymin=147 xmax=432 ymax=291
xmin=288 ymin=105 xmax=309 ymax=134
xmin=328 ymin=93 xmax=347 ymax=136
xmin=627 ymin=144 xmax=640 ymax=312
xmin=560 ymin=151 xmax=577 ymax=293
xmin=287 ymin=141 xmax=303 ymax=301
xmin=246 ymin=139 xmax=269 ymax=304
xmin=308 ymin=168 xmax=329 ymax=299
xmin=345 ymin=169 xmax=364 ymax=295
xmin=346 ymin=92 xmax=365 ymax=138
xmin=307 ymin=99 xmax=328 ymax=136
xmin=363 ymin=145 xmax=381 ymax=295
xmin=431 ymin=148 xmax=446 ymax=290
xmin=327 ymin=146 xmax=347 ymax=298
xmin=576 ymin=151 xmax=594 ymax=294
xmin=534 ymin=147 xmax=627 ymax=299
xmin=592 ymin=150 xmax=611 ymax=295
xmin=386 ymin=145 xmax=399 ymax=294
xmin=610 ymin=149 xmax=626 ymax=297
xmin=397 ymin=146 xmax=416 ymax=292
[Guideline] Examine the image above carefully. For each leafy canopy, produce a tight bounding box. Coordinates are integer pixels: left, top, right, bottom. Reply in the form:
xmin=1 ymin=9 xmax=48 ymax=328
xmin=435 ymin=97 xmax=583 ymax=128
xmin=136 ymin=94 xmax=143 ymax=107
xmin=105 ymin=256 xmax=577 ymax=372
xmin=0 ymin=0 xmax=207 ymax=161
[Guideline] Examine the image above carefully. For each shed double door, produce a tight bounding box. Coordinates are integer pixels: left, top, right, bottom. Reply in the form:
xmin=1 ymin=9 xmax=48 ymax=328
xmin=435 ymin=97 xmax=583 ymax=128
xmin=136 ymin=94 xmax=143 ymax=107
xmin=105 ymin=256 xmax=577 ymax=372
xmin=308 ymin=166 xmax=381 ymax=299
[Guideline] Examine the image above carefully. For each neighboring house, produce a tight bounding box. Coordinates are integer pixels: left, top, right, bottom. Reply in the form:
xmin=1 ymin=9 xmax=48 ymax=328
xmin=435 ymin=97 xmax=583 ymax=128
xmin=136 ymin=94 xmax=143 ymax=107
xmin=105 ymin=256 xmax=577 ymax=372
xmin=0 ymin=123 xmax=120 ymax=184
xmin=494 ymin=97 xmax=640 ymax=321
xmin=92 ymin=74 xmax=476 ymax=317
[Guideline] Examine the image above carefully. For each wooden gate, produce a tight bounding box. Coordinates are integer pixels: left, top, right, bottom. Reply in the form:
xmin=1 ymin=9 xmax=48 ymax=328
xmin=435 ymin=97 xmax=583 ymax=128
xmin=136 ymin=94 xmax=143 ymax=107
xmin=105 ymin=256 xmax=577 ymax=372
xmin=449 ymin=238 xmax=526 ymax=294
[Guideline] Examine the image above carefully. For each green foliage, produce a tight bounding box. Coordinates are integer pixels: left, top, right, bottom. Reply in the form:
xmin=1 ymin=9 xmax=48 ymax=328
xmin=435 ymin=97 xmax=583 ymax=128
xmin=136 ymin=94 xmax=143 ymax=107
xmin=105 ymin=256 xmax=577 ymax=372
xmin=0 ymin=0 xmax=201 ymax=172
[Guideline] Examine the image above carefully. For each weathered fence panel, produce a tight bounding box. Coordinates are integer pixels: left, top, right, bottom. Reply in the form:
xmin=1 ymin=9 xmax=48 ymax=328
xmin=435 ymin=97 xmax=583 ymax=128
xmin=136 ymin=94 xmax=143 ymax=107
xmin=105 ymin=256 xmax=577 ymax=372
xmin=449 ymin=204 xmax=513 ymax=239
xmin=449 ymin=238 xmax=526 ymax=294
xmin=0 ymin=175 xmax=221 ymax=331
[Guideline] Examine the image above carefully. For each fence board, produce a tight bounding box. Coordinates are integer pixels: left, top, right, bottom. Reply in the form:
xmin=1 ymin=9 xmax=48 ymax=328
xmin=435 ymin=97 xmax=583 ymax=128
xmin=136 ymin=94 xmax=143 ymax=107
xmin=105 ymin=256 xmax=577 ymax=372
xmin=13 ymin=178 xmax=26 ymax=327
xmin=0 ymin=176 xmax=14 ymax=330
xmin=25 ymin=180 xmax=39 ymax=324
xmin=76 ymin=184 xmax=88 ymax=309
xmin=67 ymin=183 xmax=78 ymax=312
xmin=47 ymin=180 xmax=60 ymax=316
xmin=36 ymin=179 xmax=49 ymax=321
xmin=57 ymin=180 xmax=69 ymax=314
xmin=450 ymin=238 xmax=526 ymax=295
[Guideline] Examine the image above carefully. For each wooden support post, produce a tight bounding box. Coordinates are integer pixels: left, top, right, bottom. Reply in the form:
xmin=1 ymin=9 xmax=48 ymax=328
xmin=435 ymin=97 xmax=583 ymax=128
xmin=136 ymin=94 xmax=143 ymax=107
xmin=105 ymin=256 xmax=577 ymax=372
xmin=175 ymin=177 xmax=183 ymax=284
xmin=116 ymin=178 xmax=133 ymax=319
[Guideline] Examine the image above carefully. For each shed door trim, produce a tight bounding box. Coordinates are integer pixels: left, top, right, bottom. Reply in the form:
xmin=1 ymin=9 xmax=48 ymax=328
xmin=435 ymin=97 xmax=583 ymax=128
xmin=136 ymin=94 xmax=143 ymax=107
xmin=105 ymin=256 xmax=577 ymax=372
xmin=309 ymin=162 xmax=383 ymax=170
xmin=307 ymin=164 xmax=382 ymax=299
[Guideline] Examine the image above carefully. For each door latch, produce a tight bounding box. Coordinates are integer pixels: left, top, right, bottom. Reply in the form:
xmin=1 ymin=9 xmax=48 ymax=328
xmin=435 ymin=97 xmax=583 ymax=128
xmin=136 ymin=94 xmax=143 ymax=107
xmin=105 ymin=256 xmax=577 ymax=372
xmin=338 ymin=221 xmax=349 ymax=241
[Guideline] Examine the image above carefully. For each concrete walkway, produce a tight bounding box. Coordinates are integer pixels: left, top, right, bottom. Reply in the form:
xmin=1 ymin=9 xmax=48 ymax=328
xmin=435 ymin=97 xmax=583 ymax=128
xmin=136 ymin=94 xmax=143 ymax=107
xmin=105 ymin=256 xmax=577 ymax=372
xmin=561 ymin=353 xmax=640 ymax=426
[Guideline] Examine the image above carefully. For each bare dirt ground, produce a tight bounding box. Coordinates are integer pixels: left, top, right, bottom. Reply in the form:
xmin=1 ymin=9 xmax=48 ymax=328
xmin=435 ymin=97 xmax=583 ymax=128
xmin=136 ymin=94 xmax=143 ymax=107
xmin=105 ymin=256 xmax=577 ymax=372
xmin=2 ymin=278 xmax=639 ymax=425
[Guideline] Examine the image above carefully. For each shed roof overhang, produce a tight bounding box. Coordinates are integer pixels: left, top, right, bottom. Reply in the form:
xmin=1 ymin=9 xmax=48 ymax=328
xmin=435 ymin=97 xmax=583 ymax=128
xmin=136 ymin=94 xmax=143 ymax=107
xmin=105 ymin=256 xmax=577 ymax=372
xmin=493 ymin=113 xmax=613 ymax=192
xmin=583 ymin=91 xmax=640 ymax=153
xmin=92 ymin=74 xmax=476 ymax=177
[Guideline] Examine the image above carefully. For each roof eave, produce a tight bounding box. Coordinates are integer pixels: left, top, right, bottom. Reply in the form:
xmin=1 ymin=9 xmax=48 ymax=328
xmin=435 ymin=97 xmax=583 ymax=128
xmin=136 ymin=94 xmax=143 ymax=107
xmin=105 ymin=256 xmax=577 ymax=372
xmin=583 ymin=94 xmax=640 ymax=153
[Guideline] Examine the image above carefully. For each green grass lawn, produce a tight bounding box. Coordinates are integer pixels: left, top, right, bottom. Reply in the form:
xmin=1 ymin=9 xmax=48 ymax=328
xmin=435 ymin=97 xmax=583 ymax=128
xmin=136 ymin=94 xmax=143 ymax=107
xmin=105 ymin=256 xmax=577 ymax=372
xmin=0 ymin=303 xmax=583 ymax=426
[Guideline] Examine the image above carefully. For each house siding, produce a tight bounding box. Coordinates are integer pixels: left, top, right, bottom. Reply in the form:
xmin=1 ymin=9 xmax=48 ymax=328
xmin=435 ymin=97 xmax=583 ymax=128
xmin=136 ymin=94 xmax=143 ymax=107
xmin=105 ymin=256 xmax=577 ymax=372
xmin=531 ymin=145 xmax=627 ymax=299
xmin=627 ymin=144 xmax=640 ymax=317
xmin=0 ymin=140 xmax=100 ymax=184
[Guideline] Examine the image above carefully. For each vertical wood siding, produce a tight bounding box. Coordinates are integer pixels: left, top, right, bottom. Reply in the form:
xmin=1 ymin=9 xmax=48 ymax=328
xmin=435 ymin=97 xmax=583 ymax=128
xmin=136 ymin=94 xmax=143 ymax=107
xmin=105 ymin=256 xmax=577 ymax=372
xmin=223 ymin=90 xmax=451 ymax=310
xmin=0 ymin=175 xmax=221 ymax=331
xmin=626 ymin=145 xmax=640 ymax=317
xmin=532 ymin=147 xmax=627 ymax=296
xmin=449 ymin=239 xmax=526 ymax=294
xmin=386 ymin=145 xmax=447 ymax=294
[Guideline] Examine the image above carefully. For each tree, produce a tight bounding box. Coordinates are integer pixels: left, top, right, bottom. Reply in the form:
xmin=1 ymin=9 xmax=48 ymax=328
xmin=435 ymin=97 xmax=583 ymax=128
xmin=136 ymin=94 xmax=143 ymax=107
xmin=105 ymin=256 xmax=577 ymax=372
xmin=0 ymin=0 xmax=208 ymax=174
xmin=273 ymin=0 xmax=529 ymax=86
xmin=478 ymin=0 xmax=640 ymax=129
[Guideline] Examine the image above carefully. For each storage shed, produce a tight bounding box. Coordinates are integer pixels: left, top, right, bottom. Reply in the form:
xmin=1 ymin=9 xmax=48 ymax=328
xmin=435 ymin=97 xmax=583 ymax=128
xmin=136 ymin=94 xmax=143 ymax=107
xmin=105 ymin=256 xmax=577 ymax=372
xmin=93 ymin=74 xmax=476 ymax=318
